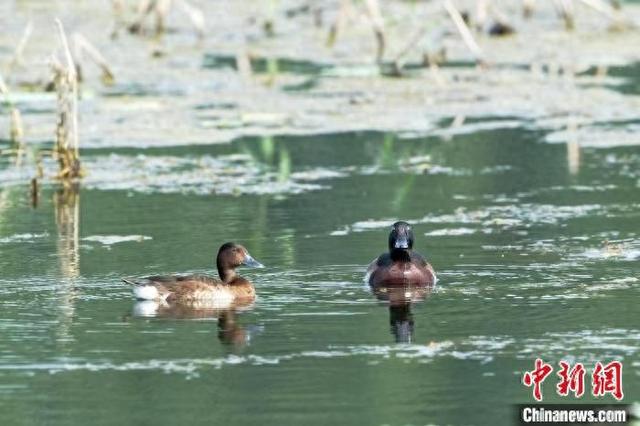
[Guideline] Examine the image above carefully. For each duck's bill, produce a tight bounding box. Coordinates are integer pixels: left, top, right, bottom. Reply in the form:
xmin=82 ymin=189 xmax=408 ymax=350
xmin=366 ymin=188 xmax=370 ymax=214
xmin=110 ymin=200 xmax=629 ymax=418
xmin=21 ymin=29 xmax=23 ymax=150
xmin=243 ymin=254 xmax=264 ymax=268
xmin=394 ymin=236 xmax=409 ymax=249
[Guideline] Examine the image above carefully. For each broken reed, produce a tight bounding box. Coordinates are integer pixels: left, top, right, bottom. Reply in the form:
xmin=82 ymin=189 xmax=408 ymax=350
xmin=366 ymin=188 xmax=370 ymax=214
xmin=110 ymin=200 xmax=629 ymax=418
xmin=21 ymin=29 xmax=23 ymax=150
xmin=0 ymin=74 xmax=24 ymax=145
xmin=0 ymin=73 xmax=25 ymax=165
xmin=122 ymin=0 xmax=204 ymax=38
xmin=52 ymin=20 xmax=83 ymax=182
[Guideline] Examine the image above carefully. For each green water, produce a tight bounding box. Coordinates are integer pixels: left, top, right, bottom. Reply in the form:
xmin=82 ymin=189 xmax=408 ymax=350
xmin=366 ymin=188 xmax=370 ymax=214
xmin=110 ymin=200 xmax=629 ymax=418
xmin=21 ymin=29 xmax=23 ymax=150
xmin=0 ymin=128 xmax=638 ymax=425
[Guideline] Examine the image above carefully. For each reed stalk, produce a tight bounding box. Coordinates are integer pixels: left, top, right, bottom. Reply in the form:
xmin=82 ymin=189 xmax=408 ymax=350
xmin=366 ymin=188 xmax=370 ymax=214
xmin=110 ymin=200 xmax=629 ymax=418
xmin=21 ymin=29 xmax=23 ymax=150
xmin=176 ymin=0 xmax=205 ymax=38
xmin=0 ymin=73 xmax=25 ymax=164
xmin=30 ymin=177 xmax=39 ymax=208
xmin=326 ymin=0 xmax=384 ymax=62
xmin=7 ymin=21 xmax=33 ymax=73
xmin=52 ymin=19 xmax=82 ymax=182
xmin=578 ymin=0 xmax=630 ymax=28
xmin=327 ymin=0 xmax=351 ymax=48
xmin=443 ymin=0 xmax=484 ymax=64
xmin=555 ymin=0 xmax=575 ymax=29
xmin=523 ymin=0 xmax=536 ymax=18
xmin=363 ymin=0 xmax=385 ymax=63
xmin=73 ymin=33 xmax=116 ymax=85
xmin=128 ymin=0 xmax=204 ymax=37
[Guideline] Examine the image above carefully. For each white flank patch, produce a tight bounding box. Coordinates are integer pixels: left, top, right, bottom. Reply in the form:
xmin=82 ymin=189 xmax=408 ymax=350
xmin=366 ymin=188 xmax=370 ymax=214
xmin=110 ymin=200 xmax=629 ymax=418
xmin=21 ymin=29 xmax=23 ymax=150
xmin=209 ymin=291 xmax=234 ymax=309
xmin=133 ymin=285 xmax=160 ymax=301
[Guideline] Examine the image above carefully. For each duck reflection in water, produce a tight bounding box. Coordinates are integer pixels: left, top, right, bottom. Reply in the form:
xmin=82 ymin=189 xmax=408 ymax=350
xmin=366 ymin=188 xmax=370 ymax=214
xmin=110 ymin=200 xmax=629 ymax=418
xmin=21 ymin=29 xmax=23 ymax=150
xmin=130 ymin=299 xmax=261 ymax=349
xmin=366 ymin=221 xmax=437 ymax=343
xmin=372 ymin=284 xmax=434 ymax=343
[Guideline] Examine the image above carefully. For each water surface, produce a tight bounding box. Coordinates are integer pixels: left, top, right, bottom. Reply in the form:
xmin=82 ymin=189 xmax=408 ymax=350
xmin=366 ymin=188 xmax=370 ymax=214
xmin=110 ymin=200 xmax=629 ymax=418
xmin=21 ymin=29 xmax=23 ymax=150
xmin=0 ymin=128 xmax=639 ymax=425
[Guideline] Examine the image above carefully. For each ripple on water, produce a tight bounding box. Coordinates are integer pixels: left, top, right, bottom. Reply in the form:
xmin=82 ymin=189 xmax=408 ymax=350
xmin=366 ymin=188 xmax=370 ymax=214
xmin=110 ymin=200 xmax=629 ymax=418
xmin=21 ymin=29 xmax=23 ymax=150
xmin=1 ymin=328 xmax=635 ymax=378
xmin=0 ymin=233 xmax=49 ymax=244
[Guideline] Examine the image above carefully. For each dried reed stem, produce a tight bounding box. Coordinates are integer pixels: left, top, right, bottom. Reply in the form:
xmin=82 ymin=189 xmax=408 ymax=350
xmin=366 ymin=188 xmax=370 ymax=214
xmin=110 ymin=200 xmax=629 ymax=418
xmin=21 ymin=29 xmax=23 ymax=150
xmin=10 ymin=109 xmax=24 ymax=144
xmin=52 ymin=19 xmax=82 ymax=181
xmin=476 ymin=0 xmax=489 ymax=29
xmin=443 ymin=0 xmax=484 ymax=63
xmin=428 ymin=62 xmax=447 ymax=87
xmin=8 ymin=21 xmax=33 ymax=71
xmin=327 ymin=0 xmax=351 ymax=47
xmin=578 ymin=0 xmax=629 ymax=27
xmin=154 ymin=0 xmax=173 ymax=34
xmin=555 ymin=0 xmax=575 ymax=29
xmin=176 ymin=0 xmax=205 ymax=37
xmin=363 ymin=0 xmax=385 ymax=63
xmin=0 ymin=73 xmax=25 ymax=149
xmin=31 ymin=177 xmax=39 ymax=208
xmin=129 ymin=0 xmax=156 ymax=34
xmin=393 ymin=26 xmax=431 ymax=70
xmin=523 ymin=0 xmax=536 ymax=18
xmin=73 ymin=33 xmax=116 ymax=84
xmin=0 ymin=74 xmax=7 ymax=94
xmin=128 ymin=0 xmax=203 ymax=37
xmin=235 ymin=50 xmax=253 ymax=79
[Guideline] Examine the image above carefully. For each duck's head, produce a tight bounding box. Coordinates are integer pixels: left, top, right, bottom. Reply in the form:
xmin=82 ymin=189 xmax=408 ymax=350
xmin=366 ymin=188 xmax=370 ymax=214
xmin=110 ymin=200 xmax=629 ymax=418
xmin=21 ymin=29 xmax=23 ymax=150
xmin=217 ymin=242 xmax=264 ymax=280
xmin=388 ymin=221 xmax=414 ymax=252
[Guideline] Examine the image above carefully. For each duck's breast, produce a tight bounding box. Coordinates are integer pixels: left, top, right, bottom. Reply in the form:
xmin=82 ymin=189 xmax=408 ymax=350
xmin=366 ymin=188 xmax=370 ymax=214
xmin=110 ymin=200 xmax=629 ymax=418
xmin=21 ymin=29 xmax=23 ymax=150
xmin=369 ymin=255 xmax=435 ymax=287
xmin=227 ymin=278 xmax=256 ymax=302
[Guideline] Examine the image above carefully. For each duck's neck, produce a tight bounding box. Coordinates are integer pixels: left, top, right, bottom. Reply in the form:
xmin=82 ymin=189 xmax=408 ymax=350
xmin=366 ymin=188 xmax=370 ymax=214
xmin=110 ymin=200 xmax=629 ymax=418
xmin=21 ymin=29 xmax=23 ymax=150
xmin=390 ymin=248 xmax=411 ymax=262
xmin=217 ymin=262 xmax=236 ymax=283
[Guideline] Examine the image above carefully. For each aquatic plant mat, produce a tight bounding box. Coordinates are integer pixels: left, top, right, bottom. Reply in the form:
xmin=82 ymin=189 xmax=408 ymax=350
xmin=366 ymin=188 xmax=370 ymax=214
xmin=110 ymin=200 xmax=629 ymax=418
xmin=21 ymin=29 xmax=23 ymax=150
xmin=1 ymin=0 xmax=640 ymax=153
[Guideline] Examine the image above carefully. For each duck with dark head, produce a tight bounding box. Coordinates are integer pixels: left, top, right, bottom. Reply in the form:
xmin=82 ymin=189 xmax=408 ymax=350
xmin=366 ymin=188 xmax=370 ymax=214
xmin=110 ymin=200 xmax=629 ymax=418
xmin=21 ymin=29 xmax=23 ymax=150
xmin=366 ymin=221 xmax=437 ymax=343
xmin=366 ymin=221 xmax=436 ymax=287
xmin=123 ymin=242 xmax=264 ymax=307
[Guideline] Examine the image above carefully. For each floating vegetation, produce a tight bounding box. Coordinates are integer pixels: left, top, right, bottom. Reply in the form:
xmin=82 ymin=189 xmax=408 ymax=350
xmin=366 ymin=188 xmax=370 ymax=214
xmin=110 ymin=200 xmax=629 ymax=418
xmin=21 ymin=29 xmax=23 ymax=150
xmin=576 ymin=240 xmax=640 ymax=262
xmin=0 ymin=233 xmax=49 ymax=244
xmin=78 ymin=153 xmax=328 ymax=195
xmin=82 ymin=235 xmax=152 ymax=245
xmin=332 ymin=203 xmax=609 ymax=237
xmin=0 ymin=327 xmax=636 ymax=377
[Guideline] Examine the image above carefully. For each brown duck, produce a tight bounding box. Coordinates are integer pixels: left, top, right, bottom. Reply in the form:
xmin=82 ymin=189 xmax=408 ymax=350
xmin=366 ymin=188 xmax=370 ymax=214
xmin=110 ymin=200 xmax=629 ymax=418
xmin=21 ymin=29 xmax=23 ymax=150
xmin=123 ymin=242 xmax=264 ymax=306
xmin=366 ymin=221 xmax=436 ymax=287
